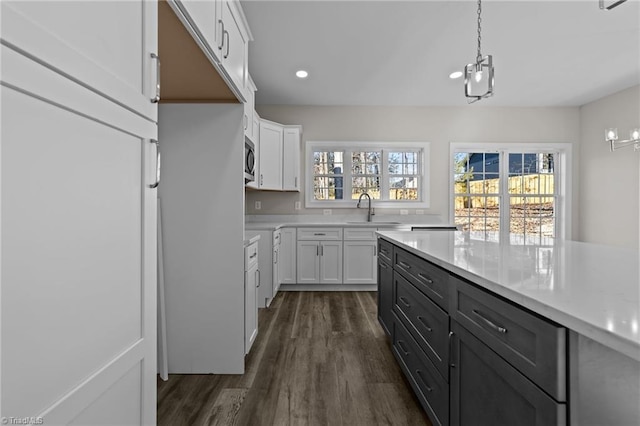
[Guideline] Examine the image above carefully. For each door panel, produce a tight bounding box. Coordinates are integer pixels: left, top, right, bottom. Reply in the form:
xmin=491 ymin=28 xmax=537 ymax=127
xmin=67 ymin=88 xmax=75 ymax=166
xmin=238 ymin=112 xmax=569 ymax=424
xmin=1 ymin=0 xmax=158 ymax=121
xmin=320 ymin=241 xmax=343 ymax=284
xmin=1 ymin=51 xmax=156 ymax=423
xmin=297 ymin=241 xmax=319 ymax=284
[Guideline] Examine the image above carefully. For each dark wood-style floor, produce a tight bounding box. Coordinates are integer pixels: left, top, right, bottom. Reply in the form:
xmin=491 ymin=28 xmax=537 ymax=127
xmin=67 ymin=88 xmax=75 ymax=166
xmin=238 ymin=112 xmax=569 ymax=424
xmin=157 ymin=291 xmax=432 ymax=426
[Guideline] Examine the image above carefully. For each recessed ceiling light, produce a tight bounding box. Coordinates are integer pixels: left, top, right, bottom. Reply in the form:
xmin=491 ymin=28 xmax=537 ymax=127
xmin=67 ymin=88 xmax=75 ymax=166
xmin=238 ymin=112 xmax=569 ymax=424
xmin=449 ymin=71 xmax=463 ymax=79
xmin=296 ymin=70 xmax=309 ymax=79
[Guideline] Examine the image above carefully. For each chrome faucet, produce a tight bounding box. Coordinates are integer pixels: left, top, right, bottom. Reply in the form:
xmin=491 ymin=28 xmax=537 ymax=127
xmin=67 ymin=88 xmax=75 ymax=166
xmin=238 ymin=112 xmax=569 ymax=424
xmin=357 ymin=192 xmax=374 ymax=222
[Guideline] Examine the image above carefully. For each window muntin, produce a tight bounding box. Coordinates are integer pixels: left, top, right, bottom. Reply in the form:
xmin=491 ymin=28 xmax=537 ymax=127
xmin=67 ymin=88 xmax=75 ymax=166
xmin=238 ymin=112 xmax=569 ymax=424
xmin=307 ymin=142 xmax=430 ymax=208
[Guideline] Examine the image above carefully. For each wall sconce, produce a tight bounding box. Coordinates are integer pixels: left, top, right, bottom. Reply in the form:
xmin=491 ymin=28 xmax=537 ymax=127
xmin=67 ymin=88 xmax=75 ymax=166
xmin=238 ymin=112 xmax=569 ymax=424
xmin=606 ymin=128 xmax=640 ymax=151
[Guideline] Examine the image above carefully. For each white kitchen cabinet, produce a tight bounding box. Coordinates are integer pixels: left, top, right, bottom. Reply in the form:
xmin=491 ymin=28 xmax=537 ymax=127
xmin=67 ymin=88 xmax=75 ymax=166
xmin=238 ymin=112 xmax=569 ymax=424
xmin=1 ymin=1 xmax=158 ymax=423
xmin=244 ymin=240 xmax=259 ymax=354
xmin=279 ymin=227 xmax=297 ymax=285
xmin=2 ymin=1 xmax=159 ymax=122
xmin=258 ymin=120 xmax=284 ymax=190
xmin=257 ymin=119 xmax=302 ymax=191
xmin=343 ymin=228 xmax=378 ymax=284
xmin=219 ymin=0 xmax=249 ymax=94
xmin=296 ymin=228 xmax=343 ymax=284
xmin=251 ymin=228 xmax=281 ymax=307
xmin=282 ymin=127 xmax=301 ymax=191
xmin=244 ymin=74 xmax=257 ymax=141
xmin=177 ymin=0 xmax=221 ymax=62
xmin=167 ymin=0 xmax=251 ymax=102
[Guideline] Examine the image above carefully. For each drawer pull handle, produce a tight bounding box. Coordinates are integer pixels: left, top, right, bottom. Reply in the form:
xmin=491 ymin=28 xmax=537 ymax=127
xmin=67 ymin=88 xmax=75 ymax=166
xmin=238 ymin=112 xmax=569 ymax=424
xmin=449 ymin=331 xmax=455 ymax=368
xmin=381 ymin=248 xmax=388 ymax=255
xmin=416 ymin=316 xmax=433 ymax=332
xmin=418 ymin=273 xmax=433 ymax=284
xmin=314 ymin=233 xmax=326 ymax=236
xmin=415 ymin=370 xmax=433 ymax=392
xmin=379 ymin=263 xmax=388 ymax=270
xmin=249 ymin=252 xmax=257 ymax=259
xmin=397 ymin=340 xmax=410 ymax=356
xmin=399 ymin=296 xmax=411 ymax=308
xmin=472 ymin=309 xmax=508 ymax=334
xmin=398 ymin=261 xmax=411 ymax=269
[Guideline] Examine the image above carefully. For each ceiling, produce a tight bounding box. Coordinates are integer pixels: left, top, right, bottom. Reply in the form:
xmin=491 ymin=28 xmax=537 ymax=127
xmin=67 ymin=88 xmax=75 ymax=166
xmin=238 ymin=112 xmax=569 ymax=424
xmin=240 ymin=0 xmax=640 ymax=107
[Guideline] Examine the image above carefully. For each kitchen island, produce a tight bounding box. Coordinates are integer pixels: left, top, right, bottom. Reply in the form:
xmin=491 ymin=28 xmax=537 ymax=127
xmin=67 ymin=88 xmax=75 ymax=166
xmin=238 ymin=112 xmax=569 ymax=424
xmin=377 ymin=230 xmax=639 ymax=426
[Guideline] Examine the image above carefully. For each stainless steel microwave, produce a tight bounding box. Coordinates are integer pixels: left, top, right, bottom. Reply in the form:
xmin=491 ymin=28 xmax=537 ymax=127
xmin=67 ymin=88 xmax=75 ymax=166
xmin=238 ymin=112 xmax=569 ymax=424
xmin=244 ymin=138 xmax=255 ymax=184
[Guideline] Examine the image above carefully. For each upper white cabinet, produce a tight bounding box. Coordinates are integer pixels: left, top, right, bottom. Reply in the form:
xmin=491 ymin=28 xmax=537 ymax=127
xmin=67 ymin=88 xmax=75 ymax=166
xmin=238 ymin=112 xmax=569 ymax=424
xmin=257 ymin=119 xmax=302 ymax=192
xmin=168 ymin=0 xmax=251 ymax=102
xmin=219 ymin=0 xmax=248 ymax=93
xmin=258 ymin=120 xmax=284 ymax=190
xmin=282 ymin=127 xmax=301 ymax=191
xmin=2 ymin=1 xmax=159 ymax=122
xmin=244 ymin=75 xmax=257 ymax=141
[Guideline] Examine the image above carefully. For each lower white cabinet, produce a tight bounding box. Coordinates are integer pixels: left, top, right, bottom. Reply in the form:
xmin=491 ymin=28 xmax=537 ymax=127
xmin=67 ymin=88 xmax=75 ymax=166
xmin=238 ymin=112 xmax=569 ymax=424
xmin=279 ymin=227 xmax=297 ymax=285
xmin=297 ymin=241 xmax=343 ymax=284
xmin=343 ymin=241 xmax=378 ymax=284
xmin=244 ymin=241 xmax=259 ymax=354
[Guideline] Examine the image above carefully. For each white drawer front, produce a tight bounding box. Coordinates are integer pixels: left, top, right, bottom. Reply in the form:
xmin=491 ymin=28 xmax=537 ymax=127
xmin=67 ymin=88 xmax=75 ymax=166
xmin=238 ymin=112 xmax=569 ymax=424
xmin=343 ymin=228 xmax=377 ymax=241
xmin=297 ymin=228 xmax=343 ymax=241
xmin=245 ymin=242 xmax=258 ymax=268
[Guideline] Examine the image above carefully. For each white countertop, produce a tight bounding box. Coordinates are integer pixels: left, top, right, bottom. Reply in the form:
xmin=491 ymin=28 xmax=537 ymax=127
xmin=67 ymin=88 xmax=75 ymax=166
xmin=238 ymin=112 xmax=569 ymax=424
xmin=377 ymin=230 xmax=640 ymax=361
xmin=245 ymin=221 xmax=456 ymax=231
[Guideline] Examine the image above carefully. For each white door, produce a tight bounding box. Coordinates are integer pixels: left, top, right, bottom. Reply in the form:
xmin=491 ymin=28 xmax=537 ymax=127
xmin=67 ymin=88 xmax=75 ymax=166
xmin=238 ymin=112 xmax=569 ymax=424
xmin=319 ymin=241 xmax=343 ymax=284
xmin=297 ymin=241 xmax=320 ymax=284
xmin=259 ymin=121 xmax=283 ymax=190
xmin=1 ymin=2 xmax=158 ymax=424
xmin=343 ymin=241 xmax=378 ymax=284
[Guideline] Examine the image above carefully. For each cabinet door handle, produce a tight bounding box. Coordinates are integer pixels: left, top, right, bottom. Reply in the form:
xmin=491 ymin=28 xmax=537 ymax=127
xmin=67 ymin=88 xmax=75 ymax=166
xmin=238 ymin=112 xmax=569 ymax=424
xmin=249 ymin=252 xmax=257 ymax=259
xmin=374 ymin=245 xmax=377 ymax=256
xmin=449 ymin=331 xmax=455 ymax=368
xmin=148 ymin=139 xmax=160 ymax=188
xmin=379 ymin=262 xmax=388 ymax=270
xmin=314 ymin=233 xmax=326 ymax=236
xmin=217 ymin=20 xmax=225 ymax=50
xmin=416 ymin=316 xmax=433 ymax=332
xmin=150 ymin=53 xmax=161 ymax=103
xmin=415 ymin=370 xmax=433 ymax=392
xmin=316 ymin=245 xmax=319 ymax=256
xmin=223 ymin=30 xmax=230 ymax=59
xmin=398 ymin=296 xmax=411 ymax=308
xmin=273 ymin=250 xmax=278 ymax=265
xmin=256 ymin=269 xmax=260 ymax=287
xmin=396 ymin=340 xmax=410 ymax=356
xmin=294 ymin=177 xmax=298 ymax=187
xmin=472 ymin=309 xmax=508 ymax=334
xmin=398 ymin=261 xmax=411 ymax=269
xmin=418 ymin=273 xmax=433 ymax=284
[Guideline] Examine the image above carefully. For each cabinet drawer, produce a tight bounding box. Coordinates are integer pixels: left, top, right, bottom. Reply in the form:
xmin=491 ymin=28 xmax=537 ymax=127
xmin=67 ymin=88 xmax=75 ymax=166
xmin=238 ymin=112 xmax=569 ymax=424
xmin=245 ymin=242 xmax=258 ymax=269
xmin=393 ymin=272 xmax=449 ymax=380
xmin=378 ymin=238 xmax=394 ymax=264
xmin=394 ymin=248 xmax=449 ymax=312
xmin=450 ymin=276 xmax=567 ymax=401
xmin=297 ymin=228 xmax=343 ymax=240
xmin=393 ymin=315 xmax=449 ymax=426
xmin=344 ymin=227 xmax=377 ymax=241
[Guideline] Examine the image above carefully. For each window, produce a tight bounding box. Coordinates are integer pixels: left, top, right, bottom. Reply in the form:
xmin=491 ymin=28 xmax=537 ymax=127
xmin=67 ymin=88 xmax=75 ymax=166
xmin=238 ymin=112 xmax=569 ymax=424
xmin=451 ymin=143 xmax=572 ymax=244
xmin=306 ymin=142 xmax=430 ymax=208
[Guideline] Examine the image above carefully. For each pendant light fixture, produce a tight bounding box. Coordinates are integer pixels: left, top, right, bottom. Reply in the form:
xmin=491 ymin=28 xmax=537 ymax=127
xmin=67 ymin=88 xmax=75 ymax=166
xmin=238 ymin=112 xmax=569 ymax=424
xmin=464 ymin=0 xmax=494 ymax=103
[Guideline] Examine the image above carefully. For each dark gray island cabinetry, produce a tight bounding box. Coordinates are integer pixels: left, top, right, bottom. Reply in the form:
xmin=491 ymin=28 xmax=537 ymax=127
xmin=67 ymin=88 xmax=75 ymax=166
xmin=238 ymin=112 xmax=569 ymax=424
xmin=377 ymin=236 xmax=568 ymax=426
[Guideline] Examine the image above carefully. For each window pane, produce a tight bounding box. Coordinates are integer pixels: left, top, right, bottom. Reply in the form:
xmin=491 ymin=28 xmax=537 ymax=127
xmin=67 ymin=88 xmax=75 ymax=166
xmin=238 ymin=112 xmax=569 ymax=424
xmin=313 ymin=151 xmax=344 ymax=175
xmin=389 ymin=151 xmax=419 ymax=175
xmin=352 ymin=177 xmax=380 ymax=200
xmin=313 ymin=177 xmax=343 ymax=200
xmin=351 ymin=151 xmax=381 ymax=175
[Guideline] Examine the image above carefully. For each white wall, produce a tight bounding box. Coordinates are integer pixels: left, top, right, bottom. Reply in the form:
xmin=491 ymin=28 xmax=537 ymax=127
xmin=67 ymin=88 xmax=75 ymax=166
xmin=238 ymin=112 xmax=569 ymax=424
xmin=578 ymin=85 xmax=640 ymax=249
xmin=247 ymin=106 xmax=580 ymax=234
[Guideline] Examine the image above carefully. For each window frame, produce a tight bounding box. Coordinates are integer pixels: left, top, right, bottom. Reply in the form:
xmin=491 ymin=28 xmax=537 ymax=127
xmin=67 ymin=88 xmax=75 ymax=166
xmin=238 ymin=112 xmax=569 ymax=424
xmin=305 ymin=141 xmax=431 ymax=209
xmin=449 ymin=142 xmax=573 ymax=241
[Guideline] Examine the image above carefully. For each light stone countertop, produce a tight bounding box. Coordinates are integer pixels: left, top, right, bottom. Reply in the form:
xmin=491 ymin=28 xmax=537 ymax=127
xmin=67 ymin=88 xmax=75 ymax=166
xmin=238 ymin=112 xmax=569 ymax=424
xmin=377 ymin=230 xmax=640 ymax=361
